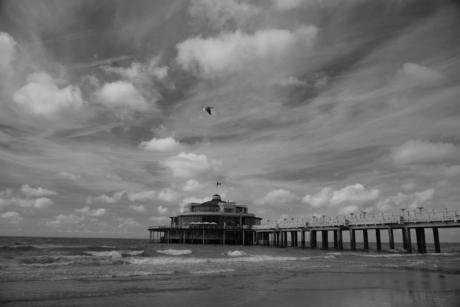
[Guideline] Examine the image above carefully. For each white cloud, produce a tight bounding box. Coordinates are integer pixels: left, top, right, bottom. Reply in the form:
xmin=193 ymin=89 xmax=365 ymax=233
xmin=302 ymin=184 xmax=380 ymax=208
xmin=75 ymin=206 xmax=107 ymax=217
xmin=390 ymin=140 xmax=455 ymax=165
xmin=401 ymin=182 xmax=418 ymax=191
xmin=114 ymin=217 xmax=143 ymax=228
xmin=127 ymin=190 xmax=157 ymax=201
xmin=13 ymin=72 xmax=84 ymax=117
xmin=179 ymin=197 xmax=208 ymax=209
xmin=0 ymin=32 xmax=16 ymax=72
xmin=337 ymin=205 xmax=360 ymax=216
xmin=376 ymin=189 xmax=435 ymax=211
xmin=157 ymin=188 xmax=180 ymax=202
xmin=395 ymin=62 xmax=442 ymax=86
xmin=188 ymin=0 xmax=260 ymax=30
xmin=129 ymin=204 xmax=145 ymax=212
xmin=13 ymin=197 xmax=54 ymax=209
xmin=182 ymin=179 xmax=204 ymax=192
xmin=163 ymin=152 xmax=220 ymax=178
xmin=86 ymin=194 xmax=118 ymax=204
xmin=139 ymin=137 xmax=181 ymax=152
xmin=254 ymin=189 xmax=299 ymax=205
xmin=58 ymin=172 xmax=81 ymax=180
xmin=149 ymin=216 xmax=169 ymax=222
xmin=102 ymin=56 xmax=169 ymax=82
xmin=157 ymin=205 xmax=168 ymax=214
xmin=44 ymin=214 xmax=86 ymax=227
xmin=176 ymin=27 xmax=317 ymax=78
xmin=272 ymin=0 xmax=306 ymax=11
xmin=21 ymin=184 xmax=57 ymax=197
xmin=97 ymin=81 xmax=148 ymax=111
xmin=0 ymin=211 xmax=23 ymax=224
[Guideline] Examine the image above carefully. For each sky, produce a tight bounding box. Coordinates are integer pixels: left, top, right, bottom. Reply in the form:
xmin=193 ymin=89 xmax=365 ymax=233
xmin=0 ymin=0 xmax=459 ymax=239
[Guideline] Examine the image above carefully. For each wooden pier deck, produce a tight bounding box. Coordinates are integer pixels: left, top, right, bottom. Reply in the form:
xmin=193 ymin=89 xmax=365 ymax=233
xmin=148 ymin=209 xmax=460 ymax=253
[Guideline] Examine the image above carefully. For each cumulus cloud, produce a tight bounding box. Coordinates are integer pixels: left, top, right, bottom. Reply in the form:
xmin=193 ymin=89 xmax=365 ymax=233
xmin=127 ymin=190 xmax=157 ymax=201
xmin=97 ymin=81 xmax=148 ymax=111
xmin=302 ymin=184 xmax=380 ymax=208
xmin=188 ymin=0 xmax=260 ymax=30
xmin=0 ymin=211 xmax=23 ymax=224
xmin=129 ymin=204 xmax=145 ymax=212
xmin=254 ymin=189 xmax=299 ymax=205
xmin=86 ymin=194 xmax=118 ymax=205
xmin=44 ymin=214 xmax=86 ymax=227
xmin=101 ymin=57 xmax=169 ymax=82
xmin=58 ymin=172 xmax=81 ymax=180
xmin=157 ymin=188 xmax=180 ymax=202
xmin=157 ymin=205 xmax=168 ymax=214
xmin=21 ymin=184 xmax=57 ymax=197
xmin=390 ymin=140 xmax=455 ymax=165
xmin=0 ymin=32 xmax=17 ymax=72
xmin=182 ymin=179 xmax=204 ymax=191
xmin=395 ymin=62 xmax=442 ymax=87
xmin=114 ymin=217 xmax=143 ymax=228
xmin=139 ymin=137 xmax=181 ymax=152
xmin=13 ymin=72 xmax=84 ymax=117
xmin=75 ymin=206 xmax=107 ymax=217
xmin=176 ymin=26 xmax=317 ymax=78
xmin=9 ymin=197 xmax=54 ymax=209
xmin=179 ymin=196 xmax=208 ymax=209
xmin=163 ymin=152 xmax=221 ymax=178
xmin=376 ymin=189 xmax=434 ymax=211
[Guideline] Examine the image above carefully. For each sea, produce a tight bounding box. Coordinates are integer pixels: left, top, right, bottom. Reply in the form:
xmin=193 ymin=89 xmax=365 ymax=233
xmin=1 ymin=236 xmax=459 ymax=307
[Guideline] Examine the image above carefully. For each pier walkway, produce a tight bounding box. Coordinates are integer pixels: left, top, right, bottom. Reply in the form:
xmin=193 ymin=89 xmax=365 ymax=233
xmin=148 ymin=209 xmax=460 ymax=253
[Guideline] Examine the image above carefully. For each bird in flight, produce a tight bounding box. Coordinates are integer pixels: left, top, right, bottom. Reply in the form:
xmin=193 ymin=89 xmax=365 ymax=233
xmin=203 ymin=106 xmax=213 ymax=115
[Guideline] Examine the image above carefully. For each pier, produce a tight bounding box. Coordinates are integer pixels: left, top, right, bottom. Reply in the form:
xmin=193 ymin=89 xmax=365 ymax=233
xmin=148 ymin=209 xmax=459 ymax=253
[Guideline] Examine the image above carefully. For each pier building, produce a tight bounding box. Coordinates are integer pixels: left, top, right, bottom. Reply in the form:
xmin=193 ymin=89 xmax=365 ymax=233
xmin=148 ymin=194 xmax=262 ymax=244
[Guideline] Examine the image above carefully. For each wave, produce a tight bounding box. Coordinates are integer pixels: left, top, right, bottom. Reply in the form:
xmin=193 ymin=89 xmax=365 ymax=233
xmin=348 ymin=252 xmax=457 ymax=258
xmin=83 ymin=250 xmax=144 ymax=258
xmin=190 ymin=269 xmax=235 ymax=274
xmin=225 ymin=250 xmax=247 ymax=256
xmin=156 ymin=249 xmax=192 ymax=256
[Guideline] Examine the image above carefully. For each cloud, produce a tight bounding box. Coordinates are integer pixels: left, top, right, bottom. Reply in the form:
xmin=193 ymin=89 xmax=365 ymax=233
xmin=176 ymin=26 xmax=317 ymax=78
xmin=157 ymin=205 xmax=168 ymax=214
xmin=101 ymin=56 xmax=169 ymax=82
xmin=44 ymin=214 xmax=86 ymax=227
xmin=188 ymin=0 xmax=260 ymax=30
xmin=149 ymin=216 xmax=169 ymax=222
xmin=0 ymin=211 xmax=23 ymax=224
xmin=376 ymin=189 xmax=434 ymax=211
xmin=390 ymin=140 xmax=455 ymax=165
xmin=21 ymin=184 xmax=57 ymax=197
xmin=302 ymin=184 xmax=380 ymax=208
xmin=401 ymin=182 xmax=418 ymax=191
xmin=75 ymin=206 xmax=107 ymax=217
xmin=444 ymin=165 xmax=460 ymax=178
xmin=182 ymin=179 xmax=204 ymax=191
xmin=129 ymin=204 xmax=145 ymax=212
xmin=13 ymin=72 xmax=84 ymax=117
xmin=58 ymin=172 xmax=81 ymax=180
xmin=127 ymin=190 xmax=157 ymax=201
xmin=395 ymin=62 xmax=442 ymax=87
xmin=139 ymin=137 xmax=182 ymax=152
xmin=10 ymin=197 xmax=54 ymax=209
xmin=114 ymin=217 xmax=143 ymax=228
xmin=254 ymin=189 xmax=299 ymax=205
xmin=157 ymin=188 xmax=180 ymax=202
xmin=86 ymin=194 xmax=118 ymax=204
xmin=163 ymin=152 xmax=221 ymax=178
xmin=179 ymin=196 xmax=208 ymax=209
xmin=0 ymin=32 xmax=17 ymax=72
xmin=272 ymin=0 xmax=307 ymax=11
xmin=97 ymin=81 xmax=148 ymax=111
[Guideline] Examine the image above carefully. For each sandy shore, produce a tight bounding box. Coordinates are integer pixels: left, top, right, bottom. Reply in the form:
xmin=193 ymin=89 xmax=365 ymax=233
xmin=2 ymin=265 xmax=459 ymax=307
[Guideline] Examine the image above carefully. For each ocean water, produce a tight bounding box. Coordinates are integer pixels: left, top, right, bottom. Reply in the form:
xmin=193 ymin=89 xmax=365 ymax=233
xmin=1 ymin=236 xmax=460 ymax=306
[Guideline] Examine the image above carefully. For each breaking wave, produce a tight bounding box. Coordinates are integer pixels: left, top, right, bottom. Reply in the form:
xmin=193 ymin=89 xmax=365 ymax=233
xmin=156 ymin=249 xmax=192 ymax=256
xmin=225 ymin=250 xmax=247 ymax=256
xmin=190 ymin=269 xmax=235 ymax=274
xmin=83 ymin=250 xmax=144 ymax=258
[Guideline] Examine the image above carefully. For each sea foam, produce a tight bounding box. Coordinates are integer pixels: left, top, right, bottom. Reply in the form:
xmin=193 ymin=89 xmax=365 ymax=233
xmin=156 ymin=249 xmax=192 ymax=256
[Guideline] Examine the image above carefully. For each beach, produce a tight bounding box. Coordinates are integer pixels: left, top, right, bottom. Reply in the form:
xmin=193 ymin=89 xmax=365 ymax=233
xmin=1 ymin=236 xmax=459 ymax=307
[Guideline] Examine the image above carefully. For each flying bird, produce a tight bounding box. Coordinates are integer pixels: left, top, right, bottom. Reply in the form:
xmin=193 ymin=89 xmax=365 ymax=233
xmin=203 ymin=106 xmax=213 ymax=115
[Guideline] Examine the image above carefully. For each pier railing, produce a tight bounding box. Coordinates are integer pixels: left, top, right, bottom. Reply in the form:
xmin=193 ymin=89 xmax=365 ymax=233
xmin=148 ymin=224 xmax=254 ymax=230
xmin=252 ymin=209 xmax=459 ymax=230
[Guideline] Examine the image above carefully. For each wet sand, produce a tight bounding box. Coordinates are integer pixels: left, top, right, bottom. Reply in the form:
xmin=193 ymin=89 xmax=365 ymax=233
xmin=2 ymin=265 xmax=459 ymax=307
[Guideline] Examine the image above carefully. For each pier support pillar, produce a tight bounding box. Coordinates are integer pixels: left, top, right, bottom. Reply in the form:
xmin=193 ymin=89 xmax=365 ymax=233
xmin=253 ymin=232 xmax=256 ymax=246
xmin=416 ymin=228 xmax=427 ymax=253
xmin=203 ymin=230 xmax=205 ymax=244
xmin=183 ymin=231 xmax=186 ymax=244
xmin=149 ymin=231 xmax=152 ymax=243
xmin=310 ymin=230 xmax=316 ymax=248
xmin=388 ymin=228 xmax=394 ymax=250
xmin=338 ymin=229 xmax=343 ymax=250
xmin=404 ymin=227 xmax=412 ymax=253
xmin=433 ymin=228 xmax=441 ymax=253
xmin=301 ymin=231 xmax=305 ymax=248
xmin=350 ymin=229 xmax=356 ymax=250
xmin=333 ymin=230 xmax=338 ymax=248
xmin=243 ymin=231 xmax=245 ymax=246
xmin=402 ymin=229 xmax=407 ymax=250
xmin=322 ymin=231 xmax=328 ymax=249
xmin=223 ymin=230 xmax=226 ymax=245
xmin=363 ymin=229 xmax=369 ymax=250
xmin=376 ymin=229 xmax=381 ymax=251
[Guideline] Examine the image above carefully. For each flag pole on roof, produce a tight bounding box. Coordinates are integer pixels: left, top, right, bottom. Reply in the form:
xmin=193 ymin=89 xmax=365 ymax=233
xmin=216 ymin=182 xmax=221 ymax=194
